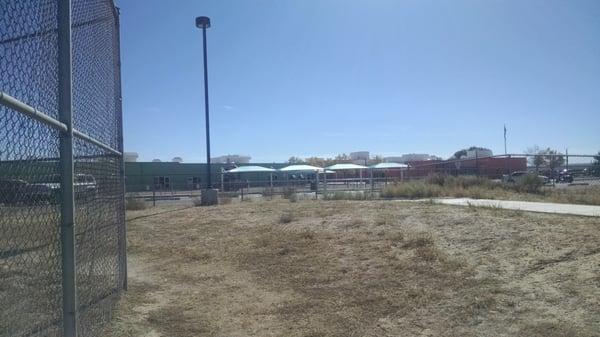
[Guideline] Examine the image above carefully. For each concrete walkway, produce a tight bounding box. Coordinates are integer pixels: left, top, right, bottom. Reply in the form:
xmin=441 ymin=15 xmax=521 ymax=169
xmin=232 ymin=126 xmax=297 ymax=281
xmin=432 ymin=198 xmax=600 ymax=217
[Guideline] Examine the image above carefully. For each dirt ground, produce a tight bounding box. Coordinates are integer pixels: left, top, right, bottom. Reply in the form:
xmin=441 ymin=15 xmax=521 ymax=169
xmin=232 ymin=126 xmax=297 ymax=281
xmin=103 ymin=199 xmax=600 ymax=337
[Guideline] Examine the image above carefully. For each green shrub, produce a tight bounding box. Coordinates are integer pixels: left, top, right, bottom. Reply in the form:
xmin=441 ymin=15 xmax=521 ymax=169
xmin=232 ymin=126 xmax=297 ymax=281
xmin=425 ymin=174 xmax=498 ymax=190
xmin=514 ymin=174 xmax=543 ymax=193
xmin=381 ymin=182 xmax=442 ymax=199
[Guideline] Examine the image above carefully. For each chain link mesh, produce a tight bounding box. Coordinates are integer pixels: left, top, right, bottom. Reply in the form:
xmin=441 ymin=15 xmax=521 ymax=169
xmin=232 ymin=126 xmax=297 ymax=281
xmin=0 ymin=1 xmax=124 ymax=336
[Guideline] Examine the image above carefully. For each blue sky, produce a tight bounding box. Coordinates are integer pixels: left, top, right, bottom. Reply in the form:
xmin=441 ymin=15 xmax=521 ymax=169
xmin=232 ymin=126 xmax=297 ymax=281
xmin=118 ymin=0 xmax=600 ymax=162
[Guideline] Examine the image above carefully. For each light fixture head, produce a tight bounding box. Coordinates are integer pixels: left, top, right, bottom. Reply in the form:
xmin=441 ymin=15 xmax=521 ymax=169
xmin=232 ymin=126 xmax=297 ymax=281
xmin=195 ymin=16 xmax=211 ymax=29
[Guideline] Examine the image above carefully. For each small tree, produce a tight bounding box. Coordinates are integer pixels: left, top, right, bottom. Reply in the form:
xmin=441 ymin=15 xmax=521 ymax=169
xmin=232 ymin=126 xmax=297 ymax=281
xmin=452 ymin=146 xmax=491 ymax=159
xmin=453 ymin=149 xmax=467 ymax=159
xmin=526 ymin=145 xmax=546 ymax=172
xmin=288 ymin=156 xmax=304 ymax=164
xmin=593 ymin=151 xmax=600 ymax=176
xmin=306 ymin=157 xmax=326 ymax=167
xmin=533 ymin=155 xmax=546 ymax=173
xmin=544 ymin=148 xmax=564 ymax=171
xmin=371 ymin=155 xmax=384 ymax=164
xmin=333 ymin=153 xmax=352 ymax=164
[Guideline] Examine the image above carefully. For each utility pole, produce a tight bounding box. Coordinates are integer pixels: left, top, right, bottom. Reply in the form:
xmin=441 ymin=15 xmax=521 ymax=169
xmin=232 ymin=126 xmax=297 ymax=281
xmin=196 ymin=16 xmax=218 ymax=205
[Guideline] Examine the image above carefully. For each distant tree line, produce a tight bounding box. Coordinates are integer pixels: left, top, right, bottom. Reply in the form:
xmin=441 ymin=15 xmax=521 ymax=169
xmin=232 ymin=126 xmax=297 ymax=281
xmin=287 ymin=154 xmax=385 ymax=166
xmin=525 ymin=146 xmax=566 ymax=172
xmin=451 ymin=146 xmax=492 ymax=160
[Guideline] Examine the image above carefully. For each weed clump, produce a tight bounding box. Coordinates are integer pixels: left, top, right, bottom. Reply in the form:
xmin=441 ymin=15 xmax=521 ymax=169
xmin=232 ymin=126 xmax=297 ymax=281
xmin=323 ymin=191 xmax=372 ymax=200
xmin=381 ymin=182 xmax=443 ymax=199
xmin=513 ymin=174 xmax=543 ymax=193
xmin=282 ymin=187 xmax=296 ymax=199
xmin=279 ymin=211 xmax=295 ymax=224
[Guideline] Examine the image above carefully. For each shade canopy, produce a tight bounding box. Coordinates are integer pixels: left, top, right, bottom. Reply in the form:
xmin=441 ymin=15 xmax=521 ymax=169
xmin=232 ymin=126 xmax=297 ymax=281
xmin=226 ymin=165 xmax=276 ymax=173
xmin=370 ymin=162 xmax=409 ymax=169
xmin=279 ymin=164 xmax=324 ymax=172
xmin=325 ymin=163 xmax=368 ymax=170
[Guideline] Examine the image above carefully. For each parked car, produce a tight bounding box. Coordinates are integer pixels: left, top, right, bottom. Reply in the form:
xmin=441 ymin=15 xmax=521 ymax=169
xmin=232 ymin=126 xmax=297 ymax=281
xmin=28 ymin=174 xmax=98 ymax=204
xmin=557 ymin=170 xmax=574 ymax=183
xmin=502 ymin=171 xmax=549 ymax=184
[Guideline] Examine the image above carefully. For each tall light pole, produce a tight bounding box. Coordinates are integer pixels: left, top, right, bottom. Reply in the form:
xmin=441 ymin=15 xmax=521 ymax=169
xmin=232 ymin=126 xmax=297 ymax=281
xmin=196 ymin=16 xmax=212 ymax=189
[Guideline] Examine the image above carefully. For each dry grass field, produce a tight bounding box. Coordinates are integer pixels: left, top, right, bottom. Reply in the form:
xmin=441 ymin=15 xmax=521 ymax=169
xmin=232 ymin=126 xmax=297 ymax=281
xmin=104 ymin=199 xmax=599 ymax=337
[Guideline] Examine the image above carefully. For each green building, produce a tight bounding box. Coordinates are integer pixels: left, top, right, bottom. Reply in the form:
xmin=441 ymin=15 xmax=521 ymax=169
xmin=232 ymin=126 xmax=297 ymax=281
xmin=124 ymin=162 xmax=290 ymax=192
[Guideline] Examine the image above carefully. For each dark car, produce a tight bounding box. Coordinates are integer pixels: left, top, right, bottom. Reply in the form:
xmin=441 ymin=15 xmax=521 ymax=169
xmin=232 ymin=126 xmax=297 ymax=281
xmin=557 ymin=170 xmax=574 ymax=183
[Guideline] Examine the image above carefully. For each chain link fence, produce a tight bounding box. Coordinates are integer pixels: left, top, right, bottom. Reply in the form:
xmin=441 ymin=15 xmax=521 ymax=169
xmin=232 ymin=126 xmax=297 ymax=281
xmin=125 ymin=154 xmax=600 ymax=204
xmin=1 ymin=1 xmax=125 ymax=336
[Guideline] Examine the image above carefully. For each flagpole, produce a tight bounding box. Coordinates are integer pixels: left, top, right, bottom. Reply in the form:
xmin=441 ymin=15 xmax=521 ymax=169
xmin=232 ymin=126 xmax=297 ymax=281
xmin=504 ymin=124 xmax=507 ymax=156
xmin=504 ymin=124 xmax=509 ymax=177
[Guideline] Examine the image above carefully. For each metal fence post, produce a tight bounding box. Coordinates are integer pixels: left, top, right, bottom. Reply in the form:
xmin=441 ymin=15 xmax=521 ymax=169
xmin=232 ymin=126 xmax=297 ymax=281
xmin=113 ymin=5 xmax=127 ymax=292
xmin=58 ymin=0 xmax=77 ymax=336
xmin=370 ymin=168 xmax=374 ymax=195
xmin=315 ymin=171 xmax=319 ymax=199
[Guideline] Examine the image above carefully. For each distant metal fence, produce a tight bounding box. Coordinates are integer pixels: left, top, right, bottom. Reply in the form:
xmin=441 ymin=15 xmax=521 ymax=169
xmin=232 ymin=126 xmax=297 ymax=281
xmin=0 ymin=1 xmax=125 ymax=337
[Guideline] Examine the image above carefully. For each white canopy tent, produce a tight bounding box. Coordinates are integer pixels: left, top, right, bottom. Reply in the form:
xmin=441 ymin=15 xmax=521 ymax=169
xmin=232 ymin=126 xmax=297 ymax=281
xmin=324 ymin=163 xmax=369 ymax=190
xmin=223 ymin=165 xmax=277 ymax=189
xmin=279 ymin=164 xmax=335 ymax=173
xmin=369 ymin=162 xmax=409 ymax=187
xmin=369 ymin=162 xmax=409 ymax=170
xmin=325 ymin=163 xmax=368 ymax=171
xmin=278 ymin=164 xmax=334 ymax=195
xmin=279 ymin=164 xmax=323 ymax=172
xmin=226 ymin=165 xmax=276 ymax=173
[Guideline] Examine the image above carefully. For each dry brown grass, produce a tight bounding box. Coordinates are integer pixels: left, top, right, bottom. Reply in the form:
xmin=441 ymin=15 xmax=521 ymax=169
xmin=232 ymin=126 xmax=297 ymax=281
xmin=125 ymin=197 xmax=147 ymax=210
xmin=544 ymin=185 xmax=600 ymax=205
xmin=103 ymin=199 xmax=600 ymax=337
xmin=382 ymin=179 xmax=600 ymax=206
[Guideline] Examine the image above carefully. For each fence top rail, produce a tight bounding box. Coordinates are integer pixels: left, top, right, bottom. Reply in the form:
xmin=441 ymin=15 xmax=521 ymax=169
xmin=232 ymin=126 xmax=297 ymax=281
xmin=0 ymin=91 xmax=122 ymax=156
xmin=0 ymin=91 xmax=68 ymax=132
